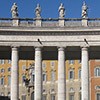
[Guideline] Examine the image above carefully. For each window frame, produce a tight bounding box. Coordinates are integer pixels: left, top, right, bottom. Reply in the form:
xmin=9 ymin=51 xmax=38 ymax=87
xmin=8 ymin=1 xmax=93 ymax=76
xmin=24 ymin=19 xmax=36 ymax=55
xmin=69 ymin=69 xmax=74 ymax=80
xmin=96 ymin=93 xmax=100 ymax=100
xmin=78 ymin=69 xmax=81 ymax=79
xmin=43 ymin=73 xmax=47 ymax=82
xmin=8 ymin=75 xmax=11 ymax=86
xmin=69 ymin=60 xmax=74 ymax=64
xmin=0 ymin=76 xmax=4 ymax=85
xmin=51 ymin=71 xmax=55 ymax=81
xmin=94 ymin=67 xmax=100 ymax=77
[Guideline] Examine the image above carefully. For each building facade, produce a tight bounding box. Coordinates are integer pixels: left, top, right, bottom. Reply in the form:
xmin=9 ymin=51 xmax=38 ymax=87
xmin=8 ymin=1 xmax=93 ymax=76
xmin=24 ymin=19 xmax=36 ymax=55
xmin=0 ymin=2 xmax=100 ymax=100
xmin=0 ymin=60 xmax=100 ymax=100
xmin=0 ymin=60 xmax=81 ymax=100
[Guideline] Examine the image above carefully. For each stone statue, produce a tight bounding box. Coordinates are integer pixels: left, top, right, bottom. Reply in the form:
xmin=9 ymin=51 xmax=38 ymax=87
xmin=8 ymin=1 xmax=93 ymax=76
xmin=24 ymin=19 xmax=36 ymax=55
xmin=35 ymin=4 xmax=41 ymax=18
xmin=58 ymin=3 xmax=65 ymax=18
xmin=82 ymin=2 xmax=88 ymax=18
xmin=11 ymin=3 xmax=18 ymax=18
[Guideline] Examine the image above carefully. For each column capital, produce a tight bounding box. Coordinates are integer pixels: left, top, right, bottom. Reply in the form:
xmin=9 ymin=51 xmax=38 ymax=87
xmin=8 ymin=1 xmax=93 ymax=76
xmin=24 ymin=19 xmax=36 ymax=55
xmin=58 ymin=47 xmax=65 ymax=51
xmin=11 ymin=46 xmax=19 ymax=51
xmin=80 ymin=44 xmax=89 ymax=48
xmin=35 ymin=46 xmax=42 ymax=51
xmin=81 ymin=45 xmax=89 ymax=51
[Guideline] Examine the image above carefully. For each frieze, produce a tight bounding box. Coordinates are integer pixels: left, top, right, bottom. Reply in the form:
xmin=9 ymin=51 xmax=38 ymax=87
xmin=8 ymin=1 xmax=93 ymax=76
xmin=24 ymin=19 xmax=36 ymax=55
xmin=0 ymin=30 xmax=100 ymax=36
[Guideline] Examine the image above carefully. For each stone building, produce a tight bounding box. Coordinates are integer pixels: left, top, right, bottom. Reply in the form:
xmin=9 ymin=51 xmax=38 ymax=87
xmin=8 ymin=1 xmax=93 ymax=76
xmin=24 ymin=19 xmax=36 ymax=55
xmin=0 ymin=60 xmax=82 ymax=100
xmin=0 ymin=2 xmax=100 ymax=100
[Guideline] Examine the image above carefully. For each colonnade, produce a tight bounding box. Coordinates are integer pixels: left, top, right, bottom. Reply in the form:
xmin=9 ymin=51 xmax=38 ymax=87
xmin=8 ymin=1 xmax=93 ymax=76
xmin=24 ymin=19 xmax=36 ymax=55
xmin=11 ymin=46 xmax=89 ymax=100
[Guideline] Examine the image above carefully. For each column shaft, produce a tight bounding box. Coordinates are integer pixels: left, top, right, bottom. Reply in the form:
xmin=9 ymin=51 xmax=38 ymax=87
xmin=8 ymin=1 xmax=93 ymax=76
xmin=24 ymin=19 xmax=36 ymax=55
xmin=11 ymin=47 xmax=19 ymax=100
xmin=35 ymin=47 xmax=42 ymax=100
xmin=81 ymin=47 xmax=89 ymax=100
xmin=58 ymin=47 xmax=66 ymax=100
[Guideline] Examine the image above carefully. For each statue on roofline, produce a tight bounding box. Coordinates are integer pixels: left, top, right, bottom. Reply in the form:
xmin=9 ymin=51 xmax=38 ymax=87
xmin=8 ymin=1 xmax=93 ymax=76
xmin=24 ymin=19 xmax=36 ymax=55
xmin=58 ymin=3 xmax=65 ymax=18
xmin=82 ymin=2 xmax=88 ymax=19
xmin=11 ymin=3 xmax=19 ymax=18
xmin=35 ymin=4 xmax=41 ymax=18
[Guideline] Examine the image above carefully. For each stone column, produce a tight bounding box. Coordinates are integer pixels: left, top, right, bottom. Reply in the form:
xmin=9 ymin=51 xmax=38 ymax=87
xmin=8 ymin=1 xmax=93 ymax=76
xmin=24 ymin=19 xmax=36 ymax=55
xmin=58 ymin=47 xmax=66 ymax=100
xmin=35 ymin=47 xmax=42 ymax=100
xmin=11 ymin=47 xmax=19 ymax=100
xmin=81 ymin=47 xmax=89 ymax=100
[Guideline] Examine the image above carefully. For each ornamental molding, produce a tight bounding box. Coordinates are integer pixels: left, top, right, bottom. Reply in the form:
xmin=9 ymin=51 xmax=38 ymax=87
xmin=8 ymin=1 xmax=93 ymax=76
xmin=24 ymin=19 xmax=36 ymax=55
xmin=0 ymin=31 xmax=100 ymax=36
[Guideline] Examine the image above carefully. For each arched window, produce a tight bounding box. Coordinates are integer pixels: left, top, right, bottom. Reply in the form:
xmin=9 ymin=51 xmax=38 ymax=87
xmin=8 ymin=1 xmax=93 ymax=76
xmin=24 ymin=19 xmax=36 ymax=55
xmin=8 ymin=92 xmax=11 ymax=99
xmin=69 ymin=88 xmax=75 ymax=100
xmin=43 ymin=89 xmax=47 ymax=100
xmin=95 ymin=67 xmax=100 ymax=77
xmin=50 ymin=89 xmax=56 ymax=100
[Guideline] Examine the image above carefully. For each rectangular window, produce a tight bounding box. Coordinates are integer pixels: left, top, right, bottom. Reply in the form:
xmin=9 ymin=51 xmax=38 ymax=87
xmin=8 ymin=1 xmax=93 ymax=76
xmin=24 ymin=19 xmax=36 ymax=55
xmin=0 ymin=60 xmax=5 ymax=64
xmin=42 ymin=62 xmax=46 ymax=68
xmin=8 ymin=75 xmax=11 ymax=85
xmin=43 ymin=74 xmax=46 ymax=81
xmin=95 ymin=67 xmax=100 ymax=77
xmin=1 ymin=77 xmax=4 ymax=85
xmin=69 ymin=60 xmax=74 ymax=64
xmin=51 ymin=61 xmax=55 ymax=67
xmin=22 ymin=65 xmax=26 ymax=71
xmin=22 ymin=95 xmax=26 ymax=100
xmin=8 ymin=67 xmax=11 ymax=72
xmin=97 ymin=93 xmax=100 ymax=100
xmin=1 ymin=68 xmax=5 ymax=73
xmin=69 ymin=70 xmax=74 ymax=79
xmin=43 ymin=95 xmax=46 ymax=100
xmin=32 ymin=74 xmax=35 ymax=82
xmin=22 ymin=75 xmax=26 ymax=83
xmin=51 ymin=94 xmax=55 ymax=100
xmin=78 ymin=69 xmax=81 ymax=79
xmin=78 ymin=60 xmax=81 ymax=63
xmin=79 ymin=93 xmax=81 ymax=100
xmin=8 ymin=60 xmax=11 ymax=64
xmin=69 ymin=94 xmax=74 ymax=100
xmin=51 ymin=71 xmax=55 ymax=81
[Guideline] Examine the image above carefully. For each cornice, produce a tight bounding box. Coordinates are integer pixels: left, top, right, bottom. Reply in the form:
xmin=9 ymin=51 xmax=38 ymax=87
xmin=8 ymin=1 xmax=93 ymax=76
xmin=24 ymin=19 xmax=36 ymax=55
xmin=0 ymin=30 xmax=100 ymax=36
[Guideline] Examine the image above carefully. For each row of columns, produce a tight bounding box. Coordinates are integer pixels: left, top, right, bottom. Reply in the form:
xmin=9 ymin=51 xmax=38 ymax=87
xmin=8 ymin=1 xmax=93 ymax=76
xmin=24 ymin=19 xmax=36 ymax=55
xmin=11 ymin=46 xmax=89 ymax=100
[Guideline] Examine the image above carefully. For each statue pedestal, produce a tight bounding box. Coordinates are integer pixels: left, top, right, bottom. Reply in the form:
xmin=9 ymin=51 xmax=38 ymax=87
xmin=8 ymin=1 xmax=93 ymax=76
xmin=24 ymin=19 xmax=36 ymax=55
xmin=59 ymin=19 xmax=65 ymax=27
xmin=12 ymin=19 xmax=19 ymax=26
xmin=82 ymin=19 xmax=88 ymax=27
xmin=35 ymin=18 xmax=42 ymax=27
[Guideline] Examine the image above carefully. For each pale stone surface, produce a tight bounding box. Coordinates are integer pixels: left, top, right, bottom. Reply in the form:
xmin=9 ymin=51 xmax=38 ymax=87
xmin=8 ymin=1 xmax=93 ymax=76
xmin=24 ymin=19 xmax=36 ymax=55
xmin=58 ymin=3 xmax=65 ymax=18
xmin=58 ymin=47 xmax=66 ymax=100
xmin=82 ymin=19 xmax=88 ymax=27
xmin=11 ymin=3 xmax=18 ymax=18
xmin=81 ymin=47 xmax=89 ymax=100
xmin=12 ymin=19 xmax=19 ymax=26
xmin=36 ymin=19 xmax=42 ymax=27
xmin=82 ymin=2 xmax=88 ymax=19
xmin=59 ymin=19 xmax=65 ymax=27
xmin=35 ymin=47 xmax=42 ymax=100
xmin=35 ymin=4 xmax=41 ymax=18
xmin=11 ymin=47 xmax=19 ymax=100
